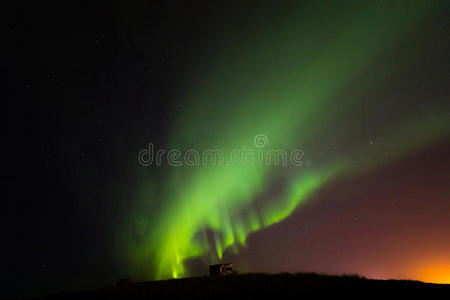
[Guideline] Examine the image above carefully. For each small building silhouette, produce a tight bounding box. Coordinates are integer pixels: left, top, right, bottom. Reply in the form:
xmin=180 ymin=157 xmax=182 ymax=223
xmin=209 ymin=263 xmax=234 ymax=276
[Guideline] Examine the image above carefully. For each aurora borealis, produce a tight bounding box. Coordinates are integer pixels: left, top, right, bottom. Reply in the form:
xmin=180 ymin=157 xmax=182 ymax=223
xmin=6 ymin=0 xmax=450 ymax=297
xmin=119 ymin=1 xmax=449 ymax=282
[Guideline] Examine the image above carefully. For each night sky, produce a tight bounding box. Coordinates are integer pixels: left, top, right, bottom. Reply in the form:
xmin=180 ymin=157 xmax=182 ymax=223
xmin=4 ymin=1 xmax=450 ymax=297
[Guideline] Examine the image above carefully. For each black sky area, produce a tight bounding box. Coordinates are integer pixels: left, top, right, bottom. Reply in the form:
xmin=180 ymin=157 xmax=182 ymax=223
xmin=5 ymin=1 xmax=219 ymax=296
xmin=4 ymin=1 xmax=450 ymax=298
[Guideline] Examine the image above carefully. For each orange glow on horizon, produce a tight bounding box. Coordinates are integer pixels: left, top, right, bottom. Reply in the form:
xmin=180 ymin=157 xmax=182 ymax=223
xmin=408 ymin=257 xmax=450 ymax=284
xmin=416 ymin=265 xmax=450 ymax=284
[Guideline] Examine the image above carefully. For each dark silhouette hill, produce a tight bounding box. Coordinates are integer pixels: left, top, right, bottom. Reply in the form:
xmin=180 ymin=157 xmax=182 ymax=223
xmin=39 ymin=273 xmax=449 ymax=299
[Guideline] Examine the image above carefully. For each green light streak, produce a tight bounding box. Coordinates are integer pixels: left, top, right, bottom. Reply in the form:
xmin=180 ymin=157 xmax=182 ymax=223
xmin=119 ymin=1 xmax=449 ymax=280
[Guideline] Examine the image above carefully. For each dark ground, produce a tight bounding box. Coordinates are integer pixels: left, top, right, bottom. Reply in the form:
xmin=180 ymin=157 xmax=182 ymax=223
xmin=30 ymin=273 xmax=450 ymax=299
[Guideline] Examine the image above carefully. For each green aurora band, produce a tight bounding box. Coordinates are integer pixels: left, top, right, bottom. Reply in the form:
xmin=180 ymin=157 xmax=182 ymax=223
xmin=120 ymin=2 xmax=449 ymax=280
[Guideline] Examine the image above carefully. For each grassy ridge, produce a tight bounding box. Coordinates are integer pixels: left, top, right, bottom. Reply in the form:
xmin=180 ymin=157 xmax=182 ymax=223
xmin=43 ymin=273 xmax=450 ymax=299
